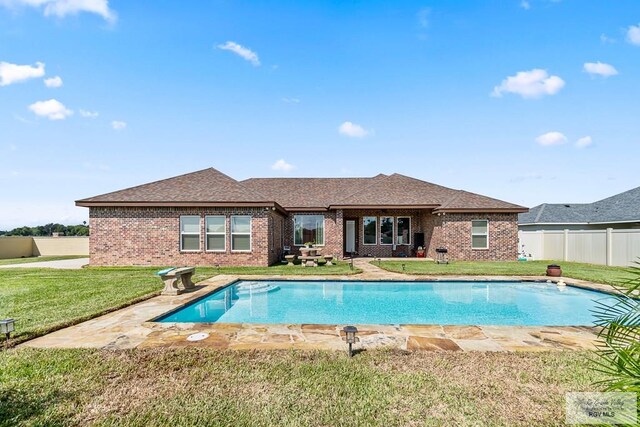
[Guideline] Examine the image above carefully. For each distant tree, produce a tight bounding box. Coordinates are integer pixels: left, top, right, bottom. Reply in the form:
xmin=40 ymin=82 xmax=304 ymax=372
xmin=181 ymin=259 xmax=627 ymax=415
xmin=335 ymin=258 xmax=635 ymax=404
xmin=3 ymin=223 xmax=89 ymax=236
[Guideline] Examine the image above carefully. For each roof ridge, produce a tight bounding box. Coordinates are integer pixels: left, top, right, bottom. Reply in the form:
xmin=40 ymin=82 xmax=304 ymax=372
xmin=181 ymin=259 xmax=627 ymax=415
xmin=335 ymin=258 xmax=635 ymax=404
xmin=534 ymin=203 xmax=546 ymax=222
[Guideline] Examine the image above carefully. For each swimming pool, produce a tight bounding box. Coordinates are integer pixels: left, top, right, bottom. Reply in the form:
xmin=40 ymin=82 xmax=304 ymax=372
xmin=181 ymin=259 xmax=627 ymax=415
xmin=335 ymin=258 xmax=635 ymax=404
xmin=156 ymin=280 xmax=610 ymax=326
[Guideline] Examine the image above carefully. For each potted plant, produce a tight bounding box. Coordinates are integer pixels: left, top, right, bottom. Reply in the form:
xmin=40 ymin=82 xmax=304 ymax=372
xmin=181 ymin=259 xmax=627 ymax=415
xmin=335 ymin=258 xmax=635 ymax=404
xmin=416 ymin=246 xmax=425 ymax=258
xmin=304 ymin=241 xmax=317 ymax=256
xmin=546 ymin=264 xmax=562 ymax=277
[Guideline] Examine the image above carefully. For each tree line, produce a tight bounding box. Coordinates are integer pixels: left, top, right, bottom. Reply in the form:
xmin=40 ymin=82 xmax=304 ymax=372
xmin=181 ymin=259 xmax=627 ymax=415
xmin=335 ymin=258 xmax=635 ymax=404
xmin=0 ymin=223 xmax=89 ymax=237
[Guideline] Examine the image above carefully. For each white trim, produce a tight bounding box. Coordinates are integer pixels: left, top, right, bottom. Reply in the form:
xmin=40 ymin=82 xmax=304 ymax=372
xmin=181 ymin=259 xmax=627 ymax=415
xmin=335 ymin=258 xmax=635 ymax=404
xmin=396 ymin=216 xmax=411 ymax=246
xmin=471 ymin=219 xmax=489 ymax=250
xmin=379 ymin=216 xmax=394 ymax=246
xmin=362 ymin=216 xmax=377 ymax=246
xmin=293 ymin=214 xmax=325 ymax=246
xmin=520 ymin=220 xmax=640 ymax=226
xmin=179 ymin=215 xmax=201 ymax=252
xmin=205 ymin=215 xmax=226 ymax=252
xmin=231 ymin=215 xmax=252 ymax=252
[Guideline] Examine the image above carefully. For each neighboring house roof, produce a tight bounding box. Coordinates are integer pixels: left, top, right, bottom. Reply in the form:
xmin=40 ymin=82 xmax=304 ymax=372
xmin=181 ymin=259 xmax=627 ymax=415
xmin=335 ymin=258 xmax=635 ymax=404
xmin=77 ymin=167 xmax=527 ymax=213
xmin=518 ymin=185 xmax=640 ymax=225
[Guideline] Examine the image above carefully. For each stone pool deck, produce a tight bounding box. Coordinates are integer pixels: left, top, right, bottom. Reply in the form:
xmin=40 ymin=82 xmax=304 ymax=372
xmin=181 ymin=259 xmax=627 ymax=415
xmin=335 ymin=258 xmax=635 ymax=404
xmin=21 ymin=261 xmax=611 ymax=352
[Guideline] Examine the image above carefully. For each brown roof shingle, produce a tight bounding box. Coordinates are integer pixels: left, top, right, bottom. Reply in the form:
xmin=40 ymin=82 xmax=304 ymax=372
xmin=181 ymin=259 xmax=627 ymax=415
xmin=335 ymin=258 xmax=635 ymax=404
xmin=77 ymin=167 xmax=527 ymax=213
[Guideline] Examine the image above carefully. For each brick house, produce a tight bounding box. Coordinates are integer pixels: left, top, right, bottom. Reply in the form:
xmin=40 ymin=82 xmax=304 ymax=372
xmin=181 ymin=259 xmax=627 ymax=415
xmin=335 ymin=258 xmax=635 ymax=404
xmin=76 ymin=168 xmax=528 ymax=266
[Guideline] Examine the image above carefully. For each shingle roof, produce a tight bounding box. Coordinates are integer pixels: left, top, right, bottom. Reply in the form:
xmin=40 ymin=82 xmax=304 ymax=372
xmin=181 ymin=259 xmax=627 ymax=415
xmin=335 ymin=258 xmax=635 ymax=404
xmin=76 ymin=168 xmax=276 ymax=207
xmin=518 ymin=185 xmax=640 ymax=224
xmin=77 ymin=167 xmax=527 ymax=213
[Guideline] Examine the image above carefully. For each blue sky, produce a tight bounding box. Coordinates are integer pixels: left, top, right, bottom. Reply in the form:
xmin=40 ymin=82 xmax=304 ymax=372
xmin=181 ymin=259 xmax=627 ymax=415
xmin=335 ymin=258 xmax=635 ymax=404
xmin=1 ymin=0 xmax=639 ymax=229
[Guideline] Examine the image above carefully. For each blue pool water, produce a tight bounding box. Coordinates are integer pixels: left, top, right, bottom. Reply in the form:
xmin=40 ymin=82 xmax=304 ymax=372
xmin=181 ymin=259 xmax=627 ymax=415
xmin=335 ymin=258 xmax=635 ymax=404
xmin=156 ymin=280 xmax=610 ymax=326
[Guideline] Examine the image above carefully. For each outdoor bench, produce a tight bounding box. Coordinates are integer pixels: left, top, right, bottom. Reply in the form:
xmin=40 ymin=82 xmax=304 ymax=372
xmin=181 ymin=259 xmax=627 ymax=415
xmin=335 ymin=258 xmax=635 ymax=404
xmin=157 ymin=267 xmax=196 ymax=295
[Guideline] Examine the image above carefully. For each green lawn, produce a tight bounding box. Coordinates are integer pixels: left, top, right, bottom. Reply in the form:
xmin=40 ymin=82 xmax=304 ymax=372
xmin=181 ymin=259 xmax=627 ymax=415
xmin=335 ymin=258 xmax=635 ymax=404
xmin=377 ymin=260 xmax=636 ymax=287
xmin=0 ymin=262 xmax=358 ymax=346
xmin=0 ymin=255 xmax=87 ymax=266
xmin=0 ymin=348 xmax=603 ymax=427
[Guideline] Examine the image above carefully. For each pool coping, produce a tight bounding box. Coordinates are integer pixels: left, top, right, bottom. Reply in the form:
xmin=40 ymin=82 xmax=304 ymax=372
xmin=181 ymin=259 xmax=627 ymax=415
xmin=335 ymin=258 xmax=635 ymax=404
xmin=20 ymin=273 xmax=612 ymax=352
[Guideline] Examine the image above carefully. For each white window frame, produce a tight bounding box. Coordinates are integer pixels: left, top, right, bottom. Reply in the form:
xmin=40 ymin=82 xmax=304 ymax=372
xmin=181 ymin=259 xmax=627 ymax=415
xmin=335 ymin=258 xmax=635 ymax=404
xmin=471 ymin=219 xmax=489 ymax=250
xmin=293 ymin=215 xmax=325 ymax=246
xmin=379 ymin=216 xmax=394 ymax=246
xmin=205 ymin=215 xmax=226 ymax=252
xmin=179 ymin=215 xmax=201 ymax=252
xmin=231 ymin=215 xmax=252 ymax=252
xmin=362 ymin=216 xmax=377 ymax=246
xmin=396 ymin=217 xmax=411 ymax=246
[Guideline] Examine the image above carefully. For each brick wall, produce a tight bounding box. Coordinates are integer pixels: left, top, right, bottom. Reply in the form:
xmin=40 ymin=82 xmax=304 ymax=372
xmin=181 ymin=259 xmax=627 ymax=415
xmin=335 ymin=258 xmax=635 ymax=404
xmin=283 ymin=210 xmax=343 ymax=259
xmin=428 ymin=213 xmax=519 ymax=261
xmin=89 ymin=207 xmax=284 ymax=267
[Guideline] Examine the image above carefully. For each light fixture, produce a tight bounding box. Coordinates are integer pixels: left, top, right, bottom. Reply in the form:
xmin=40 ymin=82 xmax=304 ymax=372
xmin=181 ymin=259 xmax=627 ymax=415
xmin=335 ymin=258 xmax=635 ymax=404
xmin=402 ymin=263 xmax=406 ymax=271
xmin=343 ymin=325 xmax=358 ymax=357
xmin=0 ymin=319 xmax=15 ymax=341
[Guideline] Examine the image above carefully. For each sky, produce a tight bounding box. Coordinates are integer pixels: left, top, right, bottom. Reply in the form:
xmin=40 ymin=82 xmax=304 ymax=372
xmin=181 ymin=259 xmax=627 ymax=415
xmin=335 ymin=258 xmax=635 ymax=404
xmin=0 ymin=0 xmax=639 ymax=229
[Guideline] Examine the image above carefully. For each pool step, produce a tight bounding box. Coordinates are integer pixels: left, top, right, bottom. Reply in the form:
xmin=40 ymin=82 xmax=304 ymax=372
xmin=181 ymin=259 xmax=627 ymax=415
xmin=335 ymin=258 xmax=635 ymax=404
xmin=235 ymin=281 xmax=280 ymax=296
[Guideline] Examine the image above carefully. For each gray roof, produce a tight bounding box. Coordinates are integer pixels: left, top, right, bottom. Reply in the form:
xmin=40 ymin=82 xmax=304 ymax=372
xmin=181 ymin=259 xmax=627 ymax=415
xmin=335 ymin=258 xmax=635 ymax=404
xmin=519 ymin=185 xmax=640 ymax=224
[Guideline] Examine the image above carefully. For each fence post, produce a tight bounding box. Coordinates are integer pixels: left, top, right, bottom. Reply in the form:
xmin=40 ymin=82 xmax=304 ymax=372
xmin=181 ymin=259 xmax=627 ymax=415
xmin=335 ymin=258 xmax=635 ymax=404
xmin=606 ymin=228 xmax=613 ymax=266
xmin=563 ymin=229 xmax=569 ymax=262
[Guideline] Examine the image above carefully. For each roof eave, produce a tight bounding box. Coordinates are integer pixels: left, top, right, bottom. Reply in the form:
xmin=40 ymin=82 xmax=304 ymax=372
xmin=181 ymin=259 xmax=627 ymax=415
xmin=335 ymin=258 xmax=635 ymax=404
xmin=75 ymin=200 xmax=287 ymax=214
xmin=436 ymin=208 xmax=529 ymax=214
xmin=329 ymin=204 xmax=440 ymax=209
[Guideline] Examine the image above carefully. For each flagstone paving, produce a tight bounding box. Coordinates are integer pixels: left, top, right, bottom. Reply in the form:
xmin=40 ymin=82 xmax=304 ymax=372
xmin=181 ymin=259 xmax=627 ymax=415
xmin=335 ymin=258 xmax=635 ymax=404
xmin=21 ymin=261 xmax=612 ymax=352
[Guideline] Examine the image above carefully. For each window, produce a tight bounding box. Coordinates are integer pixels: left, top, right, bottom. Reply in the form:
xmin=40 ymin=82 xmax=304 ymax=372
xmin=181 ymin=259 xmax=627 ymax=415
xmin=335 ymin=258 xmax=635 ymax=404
xmin=294 ymin=215 xmax=325 ymax=246
xmin=231 ymin=216 xmax=251 ymax=251
xmin=471 ymin=220 xmax=489 ymax=249
xmin=205 ymin=216 xmax=226 ymax=251
xmin=379 ymin=216 xmax=394 ymax=245
xmin=180 ymin=216 xmax=200 ymax=251
xmin=396 ymin=217 xmax=411 ymax=245
xmin=363 ymin=216 xmax=377 ymax=245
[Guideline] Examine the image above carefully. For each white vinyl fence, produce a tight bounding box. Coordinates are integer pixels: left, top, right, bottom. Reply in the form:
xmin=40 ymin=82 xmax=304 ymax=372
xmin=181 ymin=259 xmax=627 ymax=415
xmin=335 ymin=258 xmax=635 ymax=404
xmin=518 ymin=229 xmax=640 ymax=267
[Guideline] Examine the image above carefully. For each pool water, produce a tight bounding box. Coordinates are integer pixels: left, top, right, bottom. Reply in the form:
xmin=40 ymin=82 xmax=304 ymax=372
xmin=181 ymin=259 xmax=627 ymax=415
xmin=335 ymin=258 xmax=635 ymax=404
xmin=156 ymin=280 xmax=610 ymax=326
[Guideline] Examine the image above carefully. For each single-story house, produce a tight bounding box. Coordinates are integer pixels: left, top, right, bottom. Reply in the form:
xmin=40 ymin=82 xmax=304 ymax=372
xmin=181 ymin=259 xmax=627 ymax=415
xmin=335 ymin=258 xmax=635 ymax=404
xmin=76 ymin=168 xmax=528 ymax=266
xmin=518 ymin=185 xmax=640 ymax=231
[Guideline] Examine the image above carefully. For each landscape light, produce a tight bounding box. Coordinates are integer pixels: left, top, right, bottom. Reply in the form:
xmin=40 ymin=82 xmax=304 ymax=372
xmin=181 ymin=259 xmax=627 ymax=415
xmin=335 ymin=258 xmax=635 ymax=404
xmin=0 ymin=319 xmax=15 ymax=341
xmin=343 ymin=325 xmax=358 ymax=357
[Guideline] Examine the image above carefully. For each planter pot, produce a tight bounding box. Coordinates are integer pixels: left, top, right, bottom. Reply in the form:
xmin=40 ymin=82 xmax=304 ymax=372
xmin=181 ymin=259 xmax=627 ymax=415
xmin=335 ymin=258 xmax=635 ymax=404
xmin=416 ymin=250 xmax=425 ymax=258
xmin=300 ymin=248 xmax=311 ymax=257
xmin=546 ymin=264 xmax=562 ymax=277
xmin=308 ymin=249 xmax=317 ymax=256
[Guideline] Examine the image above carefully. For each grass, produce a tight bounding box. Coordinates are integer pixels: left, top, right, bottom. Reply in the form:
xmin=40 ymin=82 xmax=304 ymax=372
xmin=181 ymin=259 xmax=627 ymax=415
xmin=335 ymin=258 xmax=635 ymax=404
xmin=0 ymin=262 xmax=359 ymax=346
xmin=0 ymin=348 xmax=603 ymax=427
xmin=376 ymin=260 xmax=635 ymax=287
xmin=0 ymin=255 xmax=87 ymax=266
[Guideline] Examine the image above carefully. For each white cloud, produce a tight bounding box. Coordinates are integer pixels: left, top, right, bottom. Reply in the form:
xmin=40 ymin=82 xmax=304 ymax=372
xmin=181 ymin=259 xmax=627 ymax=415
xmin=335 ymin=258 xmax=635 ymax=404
xmin=520 ymin=1 xmax=530 ymax=10
xmin=111 ymin=120 xmax=126 ymax=130
xmin=79 ymin=109 xmax=98 ymax=118
xmin=583 ymin=62 xmax=618 ymax=78
xmin=600 ymin=33 xmax=615 ymax=44
xmin=0 ymin=0 xmax=116 ymax=23
xmin=535 ymin=131 xmax=567 ymax=146
xmin=281 ymin=97 xmax=300 ymax=104
xmin=627 ymin=23 xmax=640 ymax=46
xmin=271 ymin=159 xmax=295 ymax=172
xmin=492 ymin=69 xmax=565 ymax=99
xmin=417 ymin=7 xmax=430 ymax=28
xmin=28 ymin=98 xmax=72 ymax=120
xmin=217 ymin=41 xmax=260 ymax=66
xmin=575 ymin=136 xmax=593 ymax=148
xmin=338 ymin=121 xmax=371 ymax=138
xmin=44 ymin=75 xmax=63 ymax=87
xmin=0 ymin=61 xmax=45 ymax=86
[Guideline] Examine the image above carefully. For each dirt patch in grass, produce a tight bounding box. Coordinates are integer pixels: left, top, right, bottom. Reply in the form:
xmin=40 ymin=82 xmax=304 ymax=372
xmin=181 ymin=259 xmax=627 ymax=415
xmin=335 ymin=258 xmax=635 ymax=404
xmin=0 ymin=348 xmax=603 ymax=426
